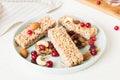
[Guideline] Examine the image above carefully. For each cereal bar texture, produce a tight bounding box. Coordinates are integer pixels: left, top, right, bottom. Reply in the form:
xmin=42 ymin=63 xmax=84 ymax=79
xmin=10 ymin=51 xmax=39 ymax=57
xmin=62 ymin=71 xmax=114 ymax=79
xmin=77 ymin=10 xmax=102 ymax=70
xmin=15 ymin=16 xmax=56 ymax=48
xmin=59 ymin=16 xmax=98 ymax=40
xmin=48 ymin=27 xmax=83 ymax=67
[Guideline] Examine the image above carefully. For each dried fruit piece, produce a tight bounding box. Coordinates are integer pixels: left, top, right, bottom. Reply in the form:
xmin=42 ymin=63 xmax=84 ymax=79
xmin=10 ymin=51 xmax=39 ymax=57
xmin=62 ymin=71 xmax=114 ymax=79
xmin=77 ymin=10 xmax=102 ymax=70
xmin=83 ymin=52 xmax=91 ymax=61
xmin=46 ymin=61 xmax=53 ymax=68
xmin=51 ymin=50 xmax=59 ymax=57
xmin=97 ymin=0 xmax=101 ymax=5
xmin=86 ymin=22 xmax=91 ymax=28
xmin=39 ymin=45 xmax=46 ymax=50
xmin=90 ymin=49 xmax=98 ymax=56
xmin=114 ymin=26 xmax=119 ymax=31
xmin=80 ymin=22 xmax=85 ymax=27
xmin=31 ymin=53 xmax=38 ymax=61
xmin=30 ymin=22 xmax=40 ymax=30
xmin=27 ymin=30 xmax=33 ymax=35
xmin=48 ymin=42 xmax=54 ymax=49
xmin=91 ymin=36 xmax=97 ymax=41
xmin=31 ymin=50 xmax=37 ymax=56
xmin=73 ymin=20 xmax=80 ymax=24
xmin=72 ymin=34 xmax=80 ymax=40
xmin=68 ymin=31 xmax=75 ymax=36
xmin=20 ymin=48 xmax=29 ymax=58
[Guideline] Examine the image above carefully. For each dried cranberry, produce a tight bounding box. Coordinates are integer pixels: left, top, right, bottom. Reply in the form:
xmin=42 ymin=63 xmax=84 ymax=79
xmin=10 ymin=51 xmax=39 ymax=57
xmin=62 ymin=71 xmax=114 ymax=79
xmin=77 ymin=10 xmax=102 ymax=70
xmin=46 ymin=61 xmax=53 ymax=68
xmin=86 ymin=23 xmax=91 ymax=28
xmin=76 ymin=41 xmax=82 ymax=46
xmin=48 ymin=42 xmax=54 ymax=49
xmin=31 ymin=59 xmax=37 ymax=64
xmin=68 ymin=31 xmax=75 ymax=36
xmin=31 ymin=53 xmax=38 ymax=61
xmin=51 ymin=50 xmax=59 ymax=57
xmin=91 ymin=36 xmax=97 ymax=41
xmin=90 ymin=49 xmax=97 ymax=56
xmin=31 ymin=50 xmax=37 ymax=56
xmin=39 ymin=45 xmax=45 ymax=50
xmin=97 ymin=0 xmax=101 ymax=5
xmin=114 ymin=26 xmax=119 ymax=31
xmin=27 ymin=30 xmax=33 ymax=35
xmin=73 ymin=20 xmax=80 ymax=24
xmin=80 ymin=22 xmax=85 ymax=27
xmin=89 ymin=45 xmax=96 ymax=51
xmin=89 ymin=40 xmax=94 ymax=46
xmin=72 ymin=34 xmax=80 ymax=40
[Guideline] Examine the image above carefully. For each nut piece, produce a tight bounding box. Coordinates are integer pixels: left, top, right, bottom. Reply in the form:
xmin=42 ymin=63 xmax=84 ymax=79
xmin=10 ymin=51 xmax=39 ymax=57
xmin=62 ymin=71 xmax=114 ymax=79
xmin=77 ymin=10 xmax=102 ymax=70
xmin=30 ymin=22 xmax=40 ymax=30
xmin=36 ymin=55 xmax=47 ymax=66
xmin=36 ymin=40 xmax=49 ymax=47
xmin=20 ymin=48 xmax=29 ymax=58
xmin=83 ymin=51 xmax=91 ymax=61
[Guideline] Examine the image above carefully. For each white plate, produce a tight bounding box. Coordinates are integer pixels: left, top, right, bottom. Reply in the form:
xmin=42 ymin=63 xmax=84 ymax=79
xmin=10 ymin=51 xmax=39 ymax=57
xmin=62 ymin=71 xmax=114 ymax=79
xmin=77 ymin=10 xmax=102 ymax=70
xmin=12 ymin=12 xmax=107 ymax=74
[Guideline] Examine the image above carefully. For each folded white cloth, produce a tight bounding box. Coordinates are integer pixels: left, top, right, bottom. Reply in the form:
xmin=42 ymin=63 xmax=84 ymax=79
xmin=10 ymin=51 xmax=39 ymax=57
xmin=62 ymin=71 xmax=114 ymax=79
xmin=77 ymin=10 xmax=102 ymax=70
xmin=0 ymin=0 xmax=62 ymax=36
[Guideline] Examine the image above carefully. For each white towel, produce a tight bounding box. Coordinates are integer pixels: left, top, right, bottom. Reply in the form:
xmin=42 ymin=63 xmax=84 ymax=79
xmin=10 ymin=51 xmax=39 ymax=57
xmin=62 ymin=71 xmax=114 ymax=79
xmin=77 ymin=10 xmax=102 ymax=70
xmin=0 ymin=0 xmax=62 ymax=36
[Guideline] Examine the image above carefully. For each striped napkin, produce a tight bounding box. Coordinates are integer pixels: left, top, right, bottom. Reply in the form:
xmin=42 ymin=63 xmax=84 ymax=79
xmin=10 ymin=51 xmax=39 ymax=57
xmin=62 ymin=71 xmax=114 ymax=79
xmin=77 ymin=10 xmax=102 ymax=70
xmin=0 ymin=0 xmax=62 ymax=36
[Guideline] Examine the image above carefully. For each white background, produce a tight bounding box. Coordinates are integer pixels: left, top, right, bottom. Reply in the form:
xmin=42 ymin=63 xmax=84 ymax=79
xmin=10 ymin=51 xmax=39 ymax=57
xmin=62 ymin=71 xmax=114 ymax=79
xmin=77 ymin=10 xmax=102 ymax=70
xmin=0 ymin=0 xmax=120 ymax=80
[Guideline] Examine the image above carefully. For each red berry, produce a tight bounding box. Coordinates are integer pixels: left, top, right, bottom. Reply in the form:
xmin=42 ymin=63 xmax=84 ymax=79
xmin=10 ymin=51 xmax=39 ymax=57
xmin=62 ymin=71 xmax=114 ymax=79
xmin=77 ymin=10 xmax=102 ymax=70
xmin=114 ymin=26 xmax=119 ymax=31
xmin=68 ymin=31 xmax=75 ymax=36
xmin=89 ymin=45 xmax=96 ymax=51
xmin=51 ymin=50 xmax=59 ymax=57
xmin=27 ymin=30 xmax=33 ymax=35
xmin=46 ymin=61 xmax=53 ymax=67
xmin=86 ymin=23 xmax=91 ymax=28
xmin=31 ymin=50 xmax=37 ymax=55
xmin=91 ymin=36 xmax=97 ymax=41
xmin=31 ymin=59 xmax=37 ymax=64
xmin=90 ymin=49 xmax=97 ymax=56
xmin=89 ymin=40 xmax=94 ymax=46
xmin=72 ymin=34 xmax=80 ymax=40
xmin=97 ymin=0 xmax=101 ymax=5
xmin=31 ymin=53 xmax=38 ymax=60
xmin=80 ymin=22 xmax=85 ymax=27
xmin=39 ymin=45 xmax=45 ymax=50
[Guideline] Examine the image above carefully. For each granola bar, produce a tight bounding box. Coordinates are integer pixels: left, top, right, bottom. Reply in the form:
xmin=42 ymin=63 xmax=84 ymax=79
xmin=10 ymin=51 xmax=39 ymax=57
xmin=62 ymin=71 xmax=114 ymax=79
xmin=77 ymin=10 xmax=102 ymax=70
xmin=48 ymin=27 xmax=83 ymax=67
xmin=59 ymin=16 xmax=98 ymax=40
xmin=15 ymin=16 xmax=56 ymax=48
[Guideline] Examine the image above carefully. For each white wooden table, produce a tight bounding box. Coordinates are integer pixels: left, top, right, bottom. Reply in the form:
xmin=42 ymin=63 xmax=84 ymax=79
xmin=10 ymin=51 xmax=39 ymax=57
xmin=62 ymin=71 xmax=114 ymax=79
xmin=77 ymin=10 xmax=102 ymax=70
xmin=0 ymin=0 xmax=120 ymax=80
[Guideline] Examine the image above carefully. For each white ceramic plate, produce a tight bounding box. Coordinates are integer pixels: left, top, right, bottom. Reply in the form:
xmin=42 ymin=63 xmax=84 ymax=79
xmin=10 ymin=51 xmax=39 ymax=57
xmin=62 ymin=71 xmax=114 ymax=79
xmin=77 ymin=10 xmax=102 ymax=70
xmin=12 ymin=12 xmax=107 ymax=74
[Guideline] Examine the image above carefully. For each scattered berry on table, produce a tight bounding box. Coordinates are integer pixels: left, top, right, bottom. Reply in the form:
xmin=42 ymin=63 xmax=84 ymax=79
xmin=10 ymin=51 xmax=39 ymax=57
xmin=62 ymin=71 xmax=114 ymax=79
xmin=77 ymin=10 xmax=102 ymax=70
xmin=114 ymin=26 xmax=119 ymax=31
